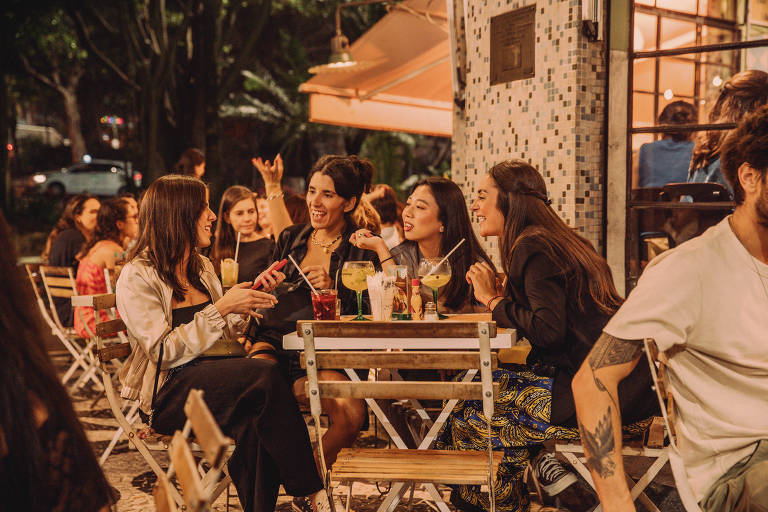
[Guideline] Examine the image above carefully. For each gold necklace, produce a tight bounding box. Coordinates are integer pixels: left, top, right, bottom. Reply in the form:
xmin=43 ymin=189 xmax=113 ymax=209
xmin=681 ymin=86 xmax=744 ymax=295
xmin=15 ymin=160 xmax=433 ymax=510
xmin=311 ymin=230 xmax=342 ymax=254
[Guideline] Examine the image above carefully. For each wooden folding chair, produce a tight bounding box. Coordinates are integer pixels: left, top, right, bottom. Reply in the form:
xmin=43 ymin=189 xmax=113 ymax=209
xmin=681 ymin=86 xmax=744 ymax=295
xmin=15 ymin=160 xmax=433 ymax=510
xmin=555 ymin=356 xmax=671 ymax=511
xmin=25 ymin=264 xmax=101 ymax=390
xmin=78 ymin=293 xmax=233 ymax=508
xmin=644 ymin=338 xmax=702 ymax=512
xmin=299 ymin=320 xmax=503 ymax=512
xmin=154 ymin=389 xmax=234 ymax=512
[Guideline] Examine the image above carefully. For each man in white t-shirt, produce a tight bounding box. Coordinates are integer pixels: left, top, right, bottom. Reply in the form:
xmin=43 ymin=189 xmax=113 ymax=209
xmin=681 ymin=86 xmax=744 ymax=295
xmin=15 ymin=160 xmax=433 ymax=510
xmin=572 ymin=104 xmax=768 ymax=512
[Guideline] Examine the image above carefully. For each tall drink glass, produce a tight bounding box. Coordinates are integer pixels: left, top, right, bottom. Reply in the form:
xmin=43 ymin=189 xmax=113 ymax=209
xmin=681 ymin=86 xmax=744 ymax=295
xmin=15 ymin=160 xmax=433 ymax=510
xmin=220 ymin=258 xmax=239 ymax=287
xmin=341 ymin=261 xmax=375 ymax=321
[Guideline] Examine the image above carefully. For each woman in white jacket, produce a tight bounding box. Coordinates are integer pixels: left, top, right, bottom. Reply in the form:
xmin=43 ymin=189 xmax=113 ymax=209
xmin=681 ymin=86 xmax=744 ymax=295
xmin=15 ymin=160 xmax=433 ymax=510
xmin=116 ymin=174 xmax=327 ymax=512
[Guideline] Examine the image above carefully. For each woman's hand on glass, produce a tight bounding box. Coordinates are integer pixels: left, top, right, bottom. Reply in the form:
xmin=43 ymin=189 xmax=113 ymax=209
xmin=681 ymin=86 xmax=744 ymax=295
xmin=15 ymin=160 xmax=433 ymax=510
xmin=466 ymin=261 xmax=500 ymax=305
xmin=252 ymin=154 xmax=283 ymax=187
xmin=215 ymin=282 xmax=278 ymax=319
xmin=350 ymin=229 xmax=387 ymax=254
xmin=301 ymin=265 xmax=333 ymax=290
xmin=253 ymin=268 xmax=286 ymax=293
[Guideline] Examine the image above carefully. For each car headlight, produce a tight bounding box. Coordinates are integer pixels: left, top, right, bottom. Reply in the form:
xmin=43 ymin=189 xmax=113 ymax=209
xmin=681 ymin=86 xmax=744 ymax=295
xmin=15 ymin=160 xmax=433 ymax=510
xmin=33 ymin=174 xmax=47 ymax=184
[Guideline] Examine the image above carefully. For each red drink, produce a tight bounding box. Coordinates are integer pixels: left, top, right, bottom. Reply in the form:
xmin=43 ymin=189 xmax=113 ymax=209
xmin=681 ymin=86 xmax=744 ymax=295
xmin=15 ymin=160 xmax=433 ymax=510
xmin=311 ymin=289 xmax=337 ymax=320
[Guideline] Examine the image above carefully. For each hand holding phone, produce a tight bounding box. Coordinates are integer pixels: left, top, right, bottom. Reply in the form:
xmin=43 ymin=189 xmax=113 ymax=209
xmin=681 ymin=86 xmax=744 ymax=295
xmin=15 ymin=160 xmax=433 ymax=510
xmin=252 ymin=259 xmax=288 ymax=290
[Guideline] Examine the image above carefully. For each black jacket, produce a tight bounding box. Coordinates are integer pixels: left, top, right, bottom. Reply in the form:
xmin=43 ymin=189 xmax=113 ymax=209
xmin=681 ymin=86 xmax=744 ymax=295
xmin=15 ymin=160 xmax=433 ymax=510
xmin=491 ymin=237 xmax=657 ymax=426
xmin=248 ymin=223 xmax=380 ymax=347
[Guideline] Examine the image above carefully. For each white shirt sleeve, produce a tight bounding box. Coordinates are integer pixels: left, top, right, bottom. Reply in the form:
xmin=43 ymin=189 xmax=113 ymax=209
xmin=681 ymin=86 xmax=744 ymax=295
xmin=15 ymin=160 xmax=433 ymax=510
xmin=604 ymin=248 xmax=702 ymax=352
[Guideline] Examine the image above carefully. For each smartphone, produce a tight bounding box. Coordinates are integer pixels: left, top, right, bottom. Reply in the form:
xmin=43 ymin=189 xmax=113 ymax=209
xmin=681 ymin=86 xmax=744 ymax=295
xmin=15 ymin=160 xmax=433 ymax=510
xmin=252 ymin=259 xmax=288 ymax=289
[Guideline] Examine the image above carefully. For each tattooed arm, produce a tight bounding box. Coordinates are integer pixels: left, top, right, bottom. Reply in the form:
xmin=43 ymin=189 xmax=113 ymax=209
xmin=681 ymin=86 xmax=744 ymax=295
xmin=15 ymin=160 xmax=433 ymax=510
xmin=572 ymin=331 xmax=644 ymax=511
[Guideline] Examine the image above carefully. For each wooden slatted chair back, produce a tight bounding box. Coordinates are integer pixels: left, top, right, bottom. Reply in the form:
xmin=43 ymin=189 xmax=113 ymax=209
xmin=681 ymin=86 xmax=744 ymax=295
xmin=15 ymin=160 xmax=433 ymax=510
xmin=39 ymin=265 xmax=78 ymax=329
xmin=183 ymin=389 xmax=233 ymax=468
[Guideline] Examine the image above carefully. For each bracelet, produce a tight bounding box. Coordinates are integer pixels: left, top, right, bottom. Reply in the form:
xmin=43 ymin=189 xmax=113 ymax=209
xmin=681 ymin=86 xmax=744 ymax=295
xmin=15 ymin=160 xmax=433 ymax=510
xmin=265 ymin=191 xmax=284 ymax=200
xmin=485 ymin=295 xmax=503 ymax=311
xmin=380 ymin=255 xmax=393 ymax=264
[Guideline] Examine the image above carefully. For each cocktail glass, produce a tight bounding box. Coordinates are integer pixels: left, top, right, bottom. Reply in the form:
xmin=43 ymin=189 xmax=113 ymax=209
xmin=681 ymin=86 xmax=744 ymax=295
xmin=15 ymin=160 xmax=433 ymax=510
xmin=418 ymin=257 xmax=451 ymax=319
xmin=311 ymin=289 xmax=338 ymax=320
xmin=341 ymin=261 xmax=375 ymax=321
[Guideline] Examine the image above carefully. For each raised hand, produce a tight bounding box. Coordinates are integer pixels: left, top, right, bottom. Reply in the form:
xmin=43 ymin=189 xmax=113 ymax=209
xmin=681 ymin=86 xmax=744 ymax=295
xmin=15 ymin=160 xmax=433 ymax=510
xmin=252 ymin=154 xmax=284 ymax=187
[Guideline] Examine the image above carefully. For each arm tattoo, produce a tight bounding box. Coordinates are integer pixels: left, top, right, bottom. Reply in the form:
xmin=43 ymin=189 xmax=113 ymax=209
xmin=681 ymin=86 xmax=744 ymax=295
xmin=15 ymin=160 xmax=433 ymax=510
xmin=579 ymin=406 xmax=616 ymax=478
xmin=589 ymin=332 xmax=643 ymax=370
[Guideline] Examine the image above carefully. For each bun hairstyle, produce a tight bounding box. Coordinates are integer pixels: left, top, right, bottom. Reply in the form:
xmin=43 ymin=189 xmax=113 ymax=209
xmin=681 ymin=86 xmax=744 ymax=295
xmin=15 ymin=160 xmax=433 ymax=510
xmin=307 ymin=155 xmax=376 ymax=225
xmin=658 ymin=100 xmax=698 ymax=142
xmin=489 ymin=159 xmax=623 ymax=315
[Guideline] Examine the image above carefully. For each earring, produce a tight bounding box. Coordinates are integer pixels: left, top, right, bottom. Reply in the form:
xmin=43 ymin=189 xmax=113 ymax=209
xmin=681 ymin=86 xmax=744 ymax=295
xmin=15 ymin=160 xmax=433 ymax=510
xmin=439 ymin=226 xmax=444 ymax=232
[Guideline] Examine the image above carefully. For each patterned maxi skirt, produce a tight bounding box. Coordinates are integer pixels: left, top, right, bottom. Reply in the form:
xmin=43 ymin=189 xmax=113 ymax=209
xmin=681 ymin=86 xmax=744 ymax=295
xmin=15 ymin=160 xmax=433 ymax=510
xmin=434 ymin=366 xmax=651 ymax=512
xmin=435 ymin=366 xmax=578 ymax=512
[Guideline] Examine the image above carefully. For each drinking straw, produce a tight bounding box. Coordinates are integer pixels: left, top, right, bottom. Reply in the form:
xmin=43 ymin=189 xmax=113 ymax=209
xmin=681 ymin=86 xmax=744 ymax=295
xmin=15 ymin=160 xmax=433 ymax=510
xmin=234 ymin=231 xmax=241 ymax=264
xmin=424 ymin=238 xmax=466 ymax=278
xmin=288 ymin=254 xmax=319 ymax=295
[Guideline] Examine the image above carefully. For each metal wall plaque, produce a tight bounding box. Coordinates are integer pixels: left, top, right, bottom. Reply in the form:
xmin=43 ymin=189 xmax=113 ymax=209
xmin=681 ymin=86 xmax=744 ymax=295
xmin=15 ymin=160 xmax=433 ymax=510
xmin=490 ymin=5 xmax=536 ymax=85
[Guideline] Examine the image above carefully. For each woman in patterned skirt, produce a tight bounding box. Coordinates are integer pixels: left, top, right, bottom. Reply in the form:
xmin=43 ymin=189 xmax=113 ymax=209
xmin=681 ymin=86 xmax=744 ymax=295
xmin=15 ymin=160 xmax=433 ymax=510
xmin=436 ymin=160 xmax=658 ymax=512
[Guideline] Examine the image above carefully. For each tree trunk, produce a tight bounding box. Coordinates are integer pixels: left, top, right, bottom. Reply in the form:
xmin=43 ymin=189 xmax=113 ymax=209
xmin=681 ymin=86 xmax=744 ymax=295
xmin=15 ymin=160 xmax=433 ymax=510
xmin=61 ymin=86 xmax=86 ymax=163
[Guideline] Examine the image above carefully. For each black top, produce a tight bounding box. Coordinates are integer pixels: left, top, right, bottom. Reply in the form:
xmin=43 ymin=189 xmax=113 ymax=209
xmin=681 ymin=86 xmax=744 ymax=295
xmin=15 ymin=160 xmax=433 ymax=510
xmin=49 ymin=228 xmax=86 ymax=327
xmin=171 ymin=301 xmax=212 ymax=329
xmin=248 ymin=223 xmax=380 ymax=347
xmin=236 ymin=238 xmax=275 ymax=283
xmin=491 ymin=237 xmax=657 ymax=427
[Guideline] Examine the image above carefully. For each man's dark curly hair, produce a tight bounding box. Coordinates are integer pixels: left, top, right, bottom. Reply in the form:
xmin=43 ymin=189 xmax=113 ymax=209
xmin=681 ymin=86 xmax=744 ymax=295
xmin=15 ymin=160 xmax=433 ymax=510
xmin=720 ymin=104 xmax=768 ymax=205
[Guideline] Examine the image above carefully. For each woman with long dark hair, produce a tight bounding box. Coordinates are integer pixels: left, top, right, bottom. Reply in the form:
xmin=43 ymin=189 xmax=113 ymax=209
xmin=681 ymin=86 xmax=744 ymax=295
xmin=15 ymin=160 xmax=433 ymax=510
xmin=74 ymin=197 xmax=138 ymax=339
xmin=115 ymin=175 xmax=328 ymax=512
xmin=435 ymin=161 xmax=657 ymax=512
xmin=244 ymin=156 xmax=380 ymax=511
xmin=175 ymin=147 xmax=206 ymax=178
xmin=211 ymin=185 xmax=275 ymax=282
xmin=352 ymin=176 xmax=494 ymax=313
xmin=0 ymin=211 xmax=114 ymax=511
xmin=42 ymin=193 xmax=101 ymax=326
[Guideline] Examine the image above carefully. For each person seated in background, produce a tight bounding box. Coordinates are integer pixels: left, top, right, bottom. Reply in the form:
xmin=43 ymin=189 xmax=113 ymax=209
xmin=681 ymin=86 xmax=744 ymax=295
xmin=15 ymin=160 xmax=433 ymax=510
xmin=352 ymin=176 xmax=492 ymax=315
xmin=637 ymin=100 xmax=697 ymax=188
xmin=211 ymin=185 xmax=275 ymax=283
xmin=573 ymin=105 xmax=768 ymax=512
xmin=0 ymin=211 xmax=115 ymax=511
xmin=116 ymin=175 xmax=330 ymax=512
xmin=688 ymin=69 xmax=768 ymax=193
xmin=74 ymin=197 xmax=139 ymax=339
xmin=243 ymin=156 xmax=380 ymax=500
xmin=435 ymin=161 xmax=657 ymax=512
xmin=174 ymin=147 xmax=206 ymax=179
xmin=42 ymin=194 xmax=101 ymax=327
xmin=367 ymin=184 xmax=404 ymax=248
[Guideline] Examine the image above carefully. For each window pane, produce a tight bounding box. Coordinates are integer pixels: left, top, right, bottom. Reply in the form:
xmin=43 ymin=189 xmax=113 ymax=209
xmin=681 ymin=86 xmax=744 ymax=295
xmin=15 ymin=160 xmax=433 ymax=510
xmin=701 ymin=25 xmax=739 ymax=46
xmin=657 ymin=0 xmax=697 ymax=14
xmin=634 ymin=12 xmax=658 ymax=51
xmin=750 ymin=0 xmax=768 ymax=24
xmin=699 ymin=0 xmax=737 ymax=20
xmin=660 ymin=17 xmax=696 ymax=50
xmin=633 ymin=92 xmax=656 ymax=128
xmin=633 ymin=58 xmax=656 ymax=92
xmin=635 ymin=0 xmax=655 ymax=6
xmin=659 ymin=58 xmax=696 ymax=97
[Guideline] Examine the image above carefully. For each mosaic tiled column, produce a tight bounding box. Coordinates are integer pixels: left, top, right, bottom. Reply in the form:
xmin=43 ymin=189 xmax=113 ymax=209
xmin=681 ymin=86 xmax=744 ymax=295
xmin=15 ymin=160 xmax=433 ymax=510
xmin=451 ymin=0 xmax=608 ymax=263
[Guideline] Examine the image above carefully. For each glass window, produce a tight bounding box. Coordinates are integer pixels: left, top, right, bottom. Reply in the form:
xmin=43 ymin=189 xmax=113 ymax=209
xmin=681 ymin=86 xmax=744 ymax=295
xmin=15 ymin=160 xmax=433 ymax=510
xmin=634 ymin=12 xmax=658 ymax=51
xmin=657 ymin=0 xmax=697 ymax=14
xmin=660 ymin=18 xmax=696 ymax=49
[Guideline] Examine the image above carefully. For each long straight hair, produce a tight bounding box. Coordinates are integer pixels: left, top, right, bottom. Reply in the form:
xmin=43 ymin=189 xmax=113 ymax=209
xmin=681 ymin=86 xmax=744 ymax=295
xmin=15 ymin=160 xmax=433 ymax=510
xmin=406 ymin=176 xmax=495 ymax=310
xmin=489 ymin=160 xmax=622 ymax=315
xmin=211 ymin=185 xmax=257 ymax=273
xmin=690 ymin=70 xmax=768 ymax=172
xmin=0 ymin=211 xmax=113 ymax=509
xmin=130 ymin=175 xmax=208 ymax=302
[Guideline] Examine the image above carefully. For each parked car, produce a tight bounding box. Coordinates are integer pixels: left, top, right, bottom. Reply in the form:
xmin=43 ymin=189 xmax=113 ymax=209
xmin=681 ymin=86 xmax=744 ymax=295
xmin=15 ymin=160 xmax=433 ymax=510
xmin=33 ymin=159 xmax=143 ymax=196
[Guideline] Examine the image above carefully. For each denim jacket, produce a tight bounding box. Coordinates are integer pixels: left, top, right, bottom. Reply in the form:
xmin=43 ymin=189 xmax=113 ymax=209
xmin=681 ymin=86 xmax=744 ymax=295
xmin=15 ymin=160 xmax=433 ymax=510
xmin=116 ymin=254 xmax=246 ymax=413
